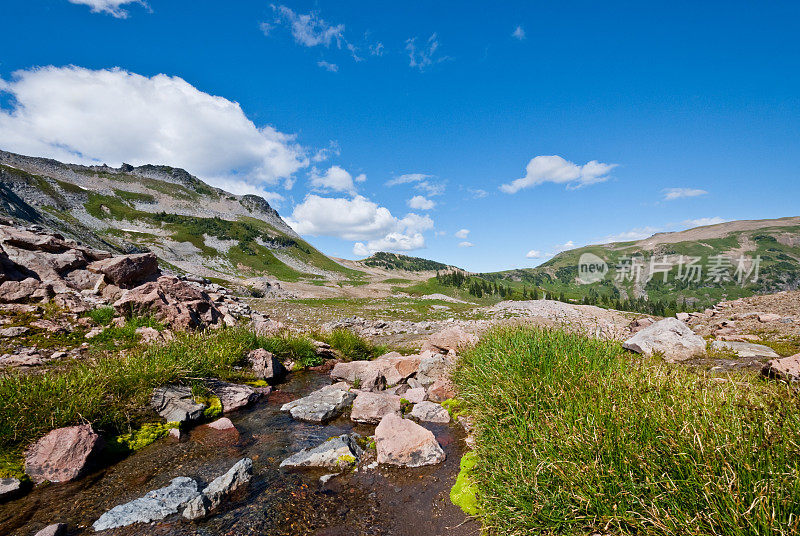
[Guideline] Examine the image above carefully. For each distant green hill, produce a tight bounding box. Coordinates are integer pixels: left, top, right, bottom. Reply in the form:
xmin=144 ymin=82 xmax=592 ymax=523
xmin=360 ymin=251 xmax=452 ymax=272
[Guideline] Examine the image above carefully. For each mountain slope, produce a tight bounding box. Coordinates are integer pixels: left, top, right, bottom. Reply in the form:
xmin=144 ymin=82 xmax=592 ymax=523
xmin=0 ymin=149 xmax=363 ymax=284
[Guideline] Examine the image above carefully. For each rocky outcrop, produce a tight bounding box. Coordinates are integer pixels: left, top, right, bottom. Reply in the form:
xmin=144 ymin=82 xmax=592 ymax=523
xmin=410 ymin=401 xmax=450 ymax=423
xmin=114 ymin=275 xmax=223 ymax=330
xmin=623 ymin=318 xmax=707 ymax=361
xmin=421 ymin=326 xmax=478 ymax=354
xmin=280 ymin=434 xmax=363 ymax=470
xmin=151 ymin=385 xmax=206 ymax=423
xmin=375 ymin=414 xmax=445 ymax=467
xmin=710 ymin=340 xmax=780 ymax=359
xmin=87 ymin=252 xmax=158 ymax=288
xmin=247 ymin=348 xmax=287 ymax=383
xmin=93 ymin=477 xmax=201 ymax=531
xmin=24 ymin=424 xmax=102 ymax=484
xmin=281 ymin=383 xmax=356 ymax=423
xmin=207 ymin=381 xmax=260 ymax=413
xmin=762 ymin=353 xmax=800 ymax=382
xmin=350 ymin=391 xmax=402 ymax=424
xmin=183 ymin=458 xmax=253 ymax=520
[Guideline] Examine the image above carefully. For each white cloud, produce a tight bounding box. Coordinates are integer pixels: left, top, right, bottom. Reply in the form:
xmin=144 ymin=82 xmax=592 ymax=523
xmin=386 ymin=173 xmax=431 ymax=186
xmin=458 ymin=241 xmax=475 ymax=248
xmin=287 ymin=195 xmax=434 ymax=255
xmin=68 ymin=0 xmax=145 ymax=18
xmin=512 ymin=26 xmax=526 ymax=40
xmin=312 ymin=141 xmax=340 ymax=162
xmin=270 ymin=5 xmax=344 ymax=48
xmin=500 ymin=155 xmax=617 ymax=193
xmin=525 ymin=249 xmax=542 ymax=258
xmin=414 ymin=180 xmax=445 ymax=196
xmin=408 ymin=195 xmax=435 ymax=210
xmin=309 ymin=165 xmax=364 ymax=194
xmin=370 ymin=42 xmax=385 ymax=56
xmin=0 ymin=66 xmax=307 ymax=193
xmin=554 ymin=240 xmax=576 ymax=253
xmin=468 ymin=188 xmax=488 ymax=199
xmin=317 ymin=61 xmax=339 ymax=72
xmin=683 ymin=217 xmax=727 ymax=227
xmin=406 ymin=33 xmax=447 ymax=71
xmin=598 ymin=226 xmax=660 ymax=244
xmin=455 ymin=229 xmax=470 ymax=239
xmin=662 ymin=187 xmax=708 ymax=201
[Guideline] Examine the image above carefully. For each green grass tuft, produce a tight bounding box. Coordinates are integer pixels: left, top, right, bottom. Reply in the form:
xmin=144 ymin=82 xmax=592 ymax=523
xmin=454 ymin=326 xmax=800 ymax=535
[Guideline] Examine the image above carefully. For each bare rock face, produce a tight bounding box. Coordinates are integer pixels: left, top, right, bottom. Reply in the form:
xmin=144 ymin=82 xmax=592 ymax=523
xmin=24 ymin=424 xmax=102 ymax=484
xmin=88 ymin=252 xmax=158 ymax=288
xmin=207 ymin=381 xmax=260 ymax=413
xmin=711 ymin=340 xmax=780 ymax=359
xmin=114 ymin=275 xmax=223 ymax=330
xmin=281 ymin=384 xmax=356 ymax=423
xmin=183 ymin=458 xmax=253 ymax=520
xmin=410 ymin=401 xmax=451 ymax=423
xmin=93 ymin=477 xmax=201 ymax=531
xmin=247 ymin=348 xmax=287 ymax=383
xmin=762 ymin=353 xmax=800 ymax=382
xmin=421 ymin=326 xmax=478 ymax=354
xmin=623 ymin=318 xmax=707 ymax=361
xmin=151 ymin=385 xmax=206 ymax=423
xmin=350 ymin=391 xmax=402 ymax=424
xmin=375 ymin=414 xmax=445 ymax=467
xmin=280 ymin=434 xmax=363 ymax=470
xmin=0 ymin=277 xmax=41 ymax=302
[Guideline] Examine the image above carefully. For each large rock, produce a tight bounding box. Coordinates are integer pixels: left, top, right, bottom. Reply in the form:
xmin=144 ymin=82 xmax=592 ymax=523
xmin=762 ymin=353 xmax=800 ymax=382
xmin=280 ymin=434 xmax=363 ymax=470
xmin=88 ymin=252 xmax=158 ymax=288
xmin=24 ymin=424 xmax=102 ymax=484
xmin=410 ymin=401 xmax=451 ymax=423
xmin=0 ymin=477 xmax=22 ymax=501
xmin=92 ymin=477 xmax=201 ymax=531
xmin=421 ymin=326 xmax=478 ymax=354
xmin=331 ymin=356 xmax=420 ymax=387
xmin=375 ymin=414 xmax=445 ymax=467
xmin=208 ymin=381 xmax=260 ymax=413
xmin=416 ymin=351 xmax=452 ymax=386
xmin=281 ymin=384 xmax=356 ymax=423
xmin=183 ymin=458 xmax=253 ymax=520
xmin=114 ymin=275 xmax=223 ymax=330
xmin=0 ymin=277 xmax=41 ymax=302
xmin=711 ymin=340 xmax=780 ymax=359
xmin=151 ymin=385 xmax=206 ymax=423
xmin=350 ymin=392 xmax=402 ymax=424
xmin=247 ymin=348 xmax=286 ymax=383
xmin=622 ymin=318 xmax=706 ymax=361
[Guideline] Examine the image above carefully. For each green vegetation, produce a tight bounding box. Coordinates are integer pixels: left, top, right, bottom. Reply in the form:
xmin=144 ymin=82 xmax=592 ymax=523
xmin=454 ymin=326 xmax=800 ymax=535
xmin=85 ymin=306 xmax=115 ymax=326
xmin=450 ymin=452 xmax=478 ymax=516
xmin=362 ymin=251 xmax=450 ymax=272
xmin=321 ymin=328 xmax=387 ymax=361
xmin=113 ymin=189 xmax=156 ymax=204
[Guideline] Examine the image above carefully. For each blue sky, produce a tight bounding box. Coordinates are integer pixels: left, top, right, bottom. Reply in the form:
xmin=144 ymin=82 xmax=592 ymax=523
xmin=1 ymin=1 xmax=799 ymax=272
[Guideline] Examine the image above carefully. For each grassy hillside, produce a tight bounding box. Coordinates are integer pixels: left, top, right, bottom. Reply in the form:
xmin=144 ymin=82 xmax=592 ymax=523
xmin=360 ymin=251 xmax=452 ymax=272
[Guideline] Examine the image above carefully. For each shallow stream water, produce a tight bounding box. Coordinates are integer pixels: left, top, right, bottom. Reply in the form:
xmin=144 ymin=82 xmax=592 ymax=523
xmin=0 ymin=372 xmax=479 ymax=536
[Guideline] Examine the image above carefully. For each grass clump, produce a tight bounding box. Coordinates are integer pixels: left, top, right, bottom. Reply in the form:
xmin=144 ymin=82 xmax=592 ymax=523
xmin=257 ymin=331 xmax=324 ymax=368
xmin=86 ymin=306 xmax=116 ymax=326
xmin=319 ymin=328 xmax=386 ymax=361
xmin=454 ymin=326 xmax=800 ymax=536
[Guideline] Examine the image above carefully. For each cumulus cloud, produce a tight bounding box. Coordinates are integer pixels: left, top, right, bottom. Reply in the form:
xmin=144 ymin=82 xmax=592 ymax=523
xmin=455 ymin=229 xmax=470 ymax=239
xmin=407 ymin=195 xmax=435 ymax=210
xmin=683 ymin=217 xmax=727 ymax=227
xmin=663 ymin=187 xmax=708 ymax=201
xmin=406 ymin=34 xmax=448 ymax=71
xmin=512 ymin=26 xmax=526 ymax=40
xmin=308 ymin=165 xmax=364 ymax=194
xmin=317 ymin=60 xmax=339 ymax=72
xmin=68 ymin=0 xmax=146 ymax=18
xmin=458 ymin=241 xmax=475 ymax=248
xmin=525 ymin=249 xmax=542 ymax=258
xmin=0 ymin=66 xmax=307 ymax=194
xmin=500 ymin=155 xmax=617 ymax=193
xmin=287 ymin=195 xmax=433 ymax=255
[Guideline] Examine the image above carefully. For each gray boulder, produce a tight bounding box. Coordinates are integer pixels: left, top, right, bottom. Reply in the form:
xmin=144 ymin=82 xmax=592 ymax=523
xmin=207 ymin=381 xmax=260 ymax=413
xmin=0 ymin=477 xmax=22 ymax=501
xmin=281 ymin=383 xmax=355 ymax=423
xmin=410 ymin=401 xmax=451 ymax=423
xmin=92 ymin=477 xmax=201 ymax=531
xmin=623 ymin=317 xmax=706 ymax=361
xmin=151 ymin=385 xmax=206 ymax=423
xmin=711 ymin=340 xmax=780 ymax=359
xmin=183 ymin=458 xmax=253 ymax=520
xmin=280 ymin=434 xmax=363 ymax=470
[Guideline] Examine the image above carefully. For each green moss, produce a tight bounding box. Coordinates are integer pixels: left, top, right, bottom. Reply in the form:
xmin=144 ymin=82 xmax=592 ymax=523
xmin=107 ymin=421 xmax=179 ymax=454
xmin=450 ymin=452 xmax=479 ymax=516
xmin=336 ymin=454 xmax=356 ymax=466
xmin=441 ymin=398 xmax=465 ymax=419
xmin=0 ymin=450 xmax=27 ymax=480
xmin=199 ymin=396 xmax=223 ymax=420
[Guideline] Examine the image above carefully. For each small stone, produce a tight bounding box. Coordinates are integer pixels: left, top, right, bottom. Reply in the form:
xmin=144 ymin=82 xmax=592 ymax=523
xmin=206 ymin=417 xmax=236 ymax=431
xmin=758 ymin=313 xmax=782 ymax=323
xmin=247 ymin=348 xmax=286 ymax=383
xmin=410 ymin=401 xmax=451 ymax=423
xmin=151 ymin=385 xmax=206 ymax=423
xmin=280 ymin=434 xmax=363 ymax=470
xmin=0 ymin=477 xmax=22 ymax=501
xmin=33 ymin=523 xmax=68 ymax=536
xmin=281 ymin=384 xmax=356 ymax=423
xmin=208 ymin=381 xmax=260 ymax=413
xmin=0 ymin=326 xmax=28 ymax=337
xmin=350 ymin=392 xmax=402 ymax=424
